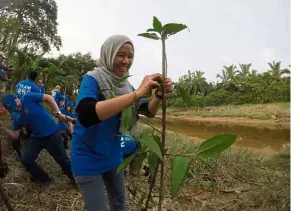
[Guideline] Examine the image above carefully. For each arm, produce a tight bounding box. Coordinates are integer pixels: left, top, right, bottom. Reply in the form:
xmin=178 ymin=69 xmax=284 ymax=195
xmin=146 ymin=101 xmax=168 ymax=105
xmin=95 ymin=91 xmax=140 ymax=121
xmin=142 ymin=78 xmax=173 ymax=117
xmin=42 ymin=94 xmax=61 ymax=113
xmin=3 ymin=128 xmax=21 ymax=140
xmin=0 ymin=121 xmax=21 ymax=140
xmin=77 ymin=74 xmax=161 ymax=127
xmin=76 ymin=76 xmax=140 ymax=126
xmin=42 ymin=94 xmax=67 ymax=122
xmin=147 ymin=96 xmax=162 ymax=117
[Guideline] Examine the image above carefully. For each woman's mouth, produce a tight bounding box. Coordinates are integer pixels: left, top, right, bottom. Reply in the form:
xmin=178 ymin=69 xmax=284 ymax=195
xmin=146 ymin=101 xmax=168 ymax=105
xmin=119 ymin=66 xmax=128 ymax=71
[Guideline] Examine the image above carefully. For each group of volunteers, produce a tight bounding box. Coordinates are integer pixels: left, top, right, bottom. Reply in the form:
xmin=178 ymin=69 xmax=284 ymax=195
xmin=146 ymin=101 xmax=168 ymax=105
xmin=0 ymin=34 xmax=174 ymax=211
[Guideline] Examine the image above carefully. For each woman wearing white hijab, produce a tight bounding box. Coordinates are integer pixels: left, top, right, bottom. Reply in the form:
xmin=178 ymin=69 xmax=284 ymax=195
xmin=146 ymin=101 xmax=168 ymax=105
xmin=71 ymin=35 xmax=173 ymax=210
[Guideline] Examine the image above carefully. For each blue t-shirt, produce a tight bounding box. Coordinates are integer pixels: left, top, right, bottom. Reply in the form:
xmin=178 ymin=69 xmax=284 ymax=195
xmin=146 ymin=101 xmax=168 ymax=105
xmin=71 ymin=75 xmax=123 ymax=176
xmin=52 ymin=90 xmax=62 ymax=106
xmin=64 ymin=96 xmax=71 ymax=107
xmin=12 ymin=112 xmax=20 ymax=129
xmin=39 ymin=85 xmax=45 ymax=94
xmin=12 ymin=93 xmax=58 ymax=138
xmin=15 ymin=80 xmax=41 ymax=97
xmin=121 ymin=133 xmax=137 ymax=158
xmin=57 ymin=107 xmax=75 ymax=131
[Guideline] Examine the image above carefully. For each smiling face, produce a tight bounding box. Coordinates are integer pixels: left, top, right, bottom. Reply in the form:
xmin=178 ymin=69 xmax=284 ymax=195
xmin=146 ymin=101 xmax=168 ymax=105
xmin=113 ymin=43 xmax=134 ymax=77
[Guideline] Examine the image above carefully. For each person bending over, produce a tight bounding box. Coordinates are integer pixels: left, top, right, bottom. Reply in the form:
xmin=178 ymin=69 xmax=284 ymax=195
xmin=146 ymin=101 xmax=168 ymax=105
xmin=0 ymin=92 xmax=75 ymax=187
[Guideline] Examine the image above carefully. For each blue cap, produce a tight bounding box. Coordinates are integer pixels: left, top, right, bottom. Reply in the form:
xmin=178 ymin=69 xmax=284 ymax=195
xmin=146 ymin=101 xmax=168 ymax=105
xmin=1 ymin=94 xmax=17 ymax=113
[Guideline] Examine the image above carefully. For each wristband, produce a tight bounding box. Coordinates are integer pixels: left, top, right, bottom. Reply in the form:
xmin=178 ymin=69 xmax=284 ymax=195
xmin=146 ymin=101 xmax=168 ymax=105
xmin=54 ymin=111 xmax=61 ymax=116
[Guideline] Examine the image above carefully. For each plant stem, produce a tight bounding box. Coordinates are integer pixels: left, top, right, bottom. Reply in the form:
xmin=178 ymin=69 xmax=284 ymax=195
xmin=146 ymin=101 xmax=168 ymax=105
xmin=139 ymin=118 xmax=162 ymax=134
xmin=144 ymin=163 xmax=159 ymax=210
xmin=158 ymin=38 xmax=167 ymax=211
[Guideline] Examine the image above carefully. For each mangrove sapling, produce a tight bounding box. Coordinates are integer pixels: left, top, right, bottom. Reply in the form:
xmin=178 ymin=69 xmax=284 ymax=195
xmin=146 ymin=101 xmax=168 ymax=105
xmin=115 ymin=17 xmax=237 ymax=210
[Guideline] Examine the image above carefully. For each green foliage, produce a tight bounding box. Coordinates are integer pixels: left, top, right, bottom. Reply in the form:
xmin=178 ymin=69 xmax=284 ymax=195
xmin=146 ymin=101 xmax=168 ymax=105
xmin=170 ymin=62 xmax=290 ymax=107
xmin=1 ymin=0 xmax=62 ymax=51
xmin=138 ymin=16 xmax=189 ymax=41
xmin=120 ymin=106 xmax=134 ymax=132
xmin=171 ymin=156 xmax=190 ymax=197
xmin=191 ymin=134 xmax=237 ymax=159
xmin=117 ymin=153 xmax=137 ymax=174
xmin=152 ymin=16 xmax=163 ymax=33
xmin=170 ymin=134 xmax=237 ymax=197
xmin=139 ymin=130 xmax=163 ymax=160
xmin=137 ymin=33 xmax=160 ymax=40
xmin=162 ymin=23 xmax=189 ymax=39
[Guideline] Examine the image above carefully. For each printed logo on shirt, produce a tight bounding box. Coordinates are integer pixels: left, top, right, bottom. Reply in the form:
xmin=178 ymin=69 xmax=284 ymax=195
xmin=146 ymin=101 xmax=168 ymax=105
xmin=17 ymin=84 xmax=32 ymax=95
xmin=121 ymin=136 xmax=125 ymax=148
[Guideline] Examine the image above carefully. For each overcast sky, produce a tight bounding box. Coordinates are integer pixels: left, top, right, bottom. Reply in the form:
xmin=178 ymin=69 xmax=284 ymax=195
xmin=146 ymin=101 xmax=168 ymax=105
xmin=51 ymin=0 xmax=290 ymax=87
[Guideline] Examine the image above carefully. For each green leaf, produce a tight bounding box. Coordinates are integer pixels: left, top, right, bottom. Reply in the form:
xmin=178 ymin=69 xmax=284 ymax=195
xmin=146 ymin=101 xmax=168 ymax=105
xmin=139 ymin=130 xmax=163 ymax=160
xmin=153 ymin=135 xmax=162 ymax=149
xmin=171 ymin=156 xmax=190 ymax=197
xmin=199 ymin=180 xmax=215 ymax=188
xmin=162 ymin=23 xmax=189 ymax=38
xmin=153 ymin=16 xmax=163 ymax=33
xmin=147 ymin=135 xmax=161 ymax=175
xmin=130 ymin=152 xmax=147 ymax=175
xmin=120 ymin=106 xmax=133 ymax=132
xmin=117 ymin=152 xmax=136 ymax=174
xmin=137 ymin=33 xmax=160 ymax=40
xmin=197 ymin=157 xmax=213 ymax=170
xmin=116 ymin=74 xmax=132 ymax=86
xmin=98 ymin=88 xmax=112 ymax=95
xmin=193 ymin=134 xmax=237 ymax=159
xmin=146 ymin=28 xmax=156 ymax=32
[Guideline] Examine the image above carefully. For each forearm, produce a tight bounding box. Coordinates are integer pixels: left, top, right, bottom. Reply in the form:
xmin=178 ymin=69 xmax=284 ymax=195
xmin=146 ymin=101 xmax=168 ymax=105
xmin=2 ymin=128 xmax=19 ymax=140
xmin=43 ymin=95 xmax=60 ymax=112
xmin=148 ymin=96 xmax=162 ymax=116
xmin=96 ymin=91 xmax=138 ymax=121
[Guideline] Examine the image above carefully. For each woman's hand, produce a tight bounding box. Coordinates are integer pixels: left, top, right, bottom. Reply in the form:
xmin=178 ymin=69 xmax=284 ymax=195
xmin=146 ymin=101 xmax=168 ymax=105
xmin=155 ymin=77 xmax=174 ymax=98
xmin=136 ymin=73 xmax=162 ymax=98
xmin=164 ymin=78 xmax=173 ymax=94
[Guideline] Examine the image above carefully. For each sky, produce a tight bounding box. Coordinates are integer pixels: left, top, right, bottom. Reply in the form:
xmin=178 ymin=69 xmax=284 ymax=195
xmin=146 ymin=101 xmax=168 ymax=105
xmin=50 ymin=0 xmax=290 ymax=88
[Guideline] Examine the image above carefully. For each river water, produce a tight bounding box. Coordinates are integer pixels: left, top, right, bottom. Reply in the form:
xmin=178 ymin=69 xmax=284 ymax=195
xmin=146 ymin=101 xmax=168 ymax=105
xmin=141 ymin=117 xmax=290 ymax=156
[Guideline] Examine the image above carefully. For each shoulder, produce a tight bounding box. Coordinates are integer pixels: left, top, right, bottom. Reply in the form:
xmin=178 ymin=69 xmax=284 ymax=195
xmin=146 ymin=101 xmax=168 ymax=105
xmin=81 ymin=75 xmax=98 ymax=88
xmin=23 ymin=92 xmax=43 ymax=101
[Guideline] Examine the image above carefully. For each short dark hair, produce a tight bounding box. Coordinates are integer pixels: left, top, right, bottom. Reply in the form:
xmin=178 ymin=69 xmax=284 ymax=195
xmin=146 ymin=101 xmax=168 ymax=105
xmin=28 ymin=70 xmax=38 ymax=81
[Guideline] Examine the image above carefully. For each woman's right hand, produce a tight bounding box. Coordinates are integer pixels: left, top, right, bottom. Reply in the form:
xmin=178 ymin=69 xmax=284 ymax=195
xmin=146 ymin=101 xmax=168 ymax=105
xmin=136 ymin=73 xmax=162 ymax=98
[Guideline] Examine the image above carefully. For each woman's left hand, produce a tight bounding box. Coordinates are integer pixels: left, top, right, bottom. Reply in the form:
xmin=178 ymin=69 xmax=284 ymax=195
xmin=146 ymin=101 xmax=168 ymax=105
xmin=165 ymin=78 xmax=174 ymax=94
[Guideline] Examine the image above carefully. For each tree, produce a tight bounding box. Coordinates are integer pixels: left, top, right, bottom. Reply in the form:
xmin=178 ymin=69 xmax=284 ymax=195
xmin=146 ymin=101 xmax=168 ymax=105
xmin=216 ymin=65 xmax=238 ymax=82
xmin=1 ymin=0 xmax=62 ymax=52
xmin=267 ymin=61 xmax=290 ymax=81
xmin=237 ymin=63 xmax=252 ymax=77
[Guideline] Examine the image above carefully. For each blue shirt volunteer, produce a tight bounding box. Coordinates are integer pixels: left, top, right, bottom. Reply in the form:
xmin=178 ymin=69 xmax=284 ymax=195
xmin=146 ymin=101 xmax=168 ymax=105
xmin=13 ymin=93 xmax=58 ymax=138
xmin=15 ymin=79 xmax=41 ymax=97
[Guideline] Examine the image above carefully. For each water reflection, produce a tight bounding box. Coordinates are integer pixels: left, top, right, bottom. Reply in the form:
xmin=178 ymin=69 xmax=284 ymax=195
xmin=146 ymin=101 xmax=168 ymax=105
xmin=141 ymin=117 xmax=290 ymax=153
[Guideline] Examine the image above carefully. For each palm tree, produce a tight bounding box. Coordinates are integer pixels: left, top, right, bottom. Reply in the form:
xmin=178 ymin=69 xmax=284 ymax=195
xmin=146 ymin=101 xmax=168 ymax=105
xmin=216 ymin=65 xmax=238 ymax=82
xmin=268 ymin=61 xmax=290 ymax=81
xmin=237 ymin=63 xmax=252 ymax=77
xmin=188 ymin=70 xmax=207 ymax=95
xmin=178 ymin=70 xmax=208 ymax=95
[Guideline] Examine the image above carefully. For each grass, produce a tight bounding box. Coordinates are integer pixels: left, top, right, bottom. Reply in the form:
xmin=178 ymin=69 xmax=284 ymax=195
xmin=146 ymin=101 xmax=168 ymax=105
xmin=163 ymin=102 xmax=290 ymax=121
xmin=0 ymin=116 xmax=289 ymax=211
